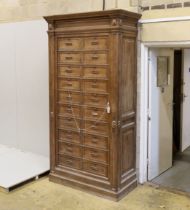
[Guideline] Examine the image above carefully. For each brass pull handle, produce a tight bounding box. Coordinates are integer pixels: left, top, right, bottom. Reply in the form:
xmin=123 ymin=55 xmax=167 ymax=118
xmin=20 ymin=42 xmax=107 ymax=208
xmin=92 ymin=55 xmax=99 ymax=59
xmin=91 ymin=153 xmax=98 ymax=158
xmin=65 ymin=42 xmax=73 ymax=46
xmin=66 ymin=130 xmax=72 ymax=134
xmin=66 ymin=147 xmax=73 ymax=152
xmin=92 ymin=70 xmax=99 ymax=74
xmin=92 ymin=136 xmax=98 ymax=139
xmin=66 ymin=82 xmax=72 ymax=87
xmin=91 ymin=139 xmax=98 ymax=144
xmin=90 ymin=166 xmax=98 ymax=171
xmin=91 ymin=98 xmax=99 ymax=103
xmin=65 ymin=69 xmax=73 ymax=73
xmin=92 ymin=112 xmax=98 ymax=116
xmin=66 ymin=134 xmax=72 ymax=139
xmin=91 ymin=84 xmax=98 ymax=88
xmin=65 ymin=159 xmax=73 ymax=164
xmin=91 ymin=41 xmax=99 ymax=45
xmin=65 ymin=56 xmax=73 ymax=60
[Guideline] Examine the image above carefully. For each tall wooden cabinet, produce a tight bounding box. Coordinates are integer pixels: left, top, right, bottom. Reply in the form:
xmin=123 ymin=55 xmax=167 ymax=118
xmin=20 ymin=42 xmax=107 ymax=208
xmin=45 ymin=9 xmax=141 ymax=201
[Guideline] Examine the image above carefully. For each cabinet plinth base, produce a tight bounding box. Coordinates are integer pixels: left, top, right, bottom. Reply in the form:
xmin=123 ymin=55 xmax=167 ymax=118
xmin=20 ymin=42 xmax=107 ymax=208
xmin=49 ymin=172 xmax=137 ymax=201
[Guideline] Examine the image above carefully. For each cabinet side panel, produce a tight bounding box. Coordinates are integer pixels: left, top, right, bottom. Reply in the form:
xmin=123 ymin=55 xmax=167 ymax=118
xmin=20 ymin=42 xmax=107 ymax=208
xmin=119 ymin=36 xmax=137 ymax=186
xmin=121 ymin=127 xmax=135 ymax=174
xmin=48 ymin=31 xmax=57 ymax=173
xmin=121 ymin=38 xmax=135 ymax=115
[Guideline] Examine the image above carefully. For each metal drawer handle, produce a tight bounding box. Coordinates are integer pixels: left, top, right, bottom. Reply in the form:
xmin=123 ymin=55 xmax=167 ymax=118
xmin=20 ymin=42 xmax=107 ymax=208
xmin=66 ymin=147 xmax=73 ymax=152
xmin=91 ymin=41 xmax=99 ymax=45
xmin=66 ymin=82 xmax=72 ymax=86
xmin=66 ymin=130 xmax=72 ymax=134
xmin=65 ymin=56 xmax=73 ymax=60
xmin=91 ymin=139 xmax=98 ymax=144
xmin=91 ymin=98 xmax=99 ymax=103
xmin=91 ymin=55 xmax=99 ymax=59
xmin=91 ymin=153 xmax=99 ymax=158
xmin=91 ymin=84 xmax=98 ymax=88
xmin=92 ymin=70 xmax=99 ymax=74
xmin=90 ymin=166 xmax=98 ymax=171
xmin=65 ymin=42 xmax=73 ymax=46
xmin=65 ymin=159 xmax=73 ymax=164
xmin=66 ymin=134 xmax=72 ymax=138
xmin=91 ymin=125 xmax=97 ymax=129
xmin=92 ymin=136 xmax=98 ymax=139
xmin=92 ymin=112 xmax=98 ymax=116
xmin=65 ymin=69 xmax=73 ymax=73
xmin=65 ymin=121 xmax=72 ymax=125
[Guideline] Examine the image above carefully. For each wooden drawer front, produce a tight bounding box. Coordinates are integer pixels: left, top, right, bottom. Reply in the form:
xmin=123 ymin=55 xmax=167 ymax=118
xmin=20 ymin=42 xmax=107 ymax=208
xmin=84 ymin=107 xmax=107 ymax=121
xmin=58 ymin=130 xmax=81 ymax=144
xmin=58 ymin=53 xmax=81 ymax=64
xmin=58 ymin=155 xmax=82 ymax=170
xmin=58 ymin=38 xmax=82 ymax=50
xmin=84 ymin=121 xmax=109 ymax=135
xmin=84 ymin=148 xmax=108 ymax=163
xmin=84 ymin=53 xmax=107 ymax=65
xmin=84 ymin=94 xmax=107 ymax=106
xmin=58 ymin=66 xmax=81 ymax=77
xmin=58 ymin=117 xmax=80 ymax=130
xmin=84 ymin=37 xmax=108 ymax=50
xmin=58 ymin=104 xmax=81 ymax=118
xmin=58 ymin=79 xmax=80 ymax=91
xmin=83 ymin=67 xmax=107 ymax=79
xmin=58 ymin=91 xmax=82 ymax=105
xmin=59 ymin=142 xmax=82 ymax=157
xmin=83 ymin=161 xmax=107 ymax=177
xmin=84 ymin=80 xmax=107 ymax=93
xmin=84 ymin=134 xmax=108 ymax=149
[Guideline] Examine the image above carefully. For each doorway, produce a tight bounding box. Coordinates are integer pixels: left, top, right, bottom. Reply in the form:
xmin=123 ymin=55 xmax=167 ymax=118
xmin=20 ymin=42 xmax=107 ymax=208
xmin=147 ymin=47 xmax=190 ymax=193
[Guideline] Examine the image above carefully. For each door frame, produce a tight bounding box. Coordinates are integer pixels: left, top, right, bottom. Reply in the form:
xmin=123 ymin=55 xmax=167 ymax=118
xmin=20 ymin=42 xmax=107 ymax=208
xmin=139 ymin=41 xmax=190 ymax=184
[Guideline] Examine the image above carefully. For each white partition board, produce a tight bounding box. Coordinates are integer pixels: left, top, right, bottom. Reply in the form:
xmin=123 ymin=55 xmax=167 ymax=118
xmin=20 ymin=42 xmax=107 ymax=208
xmin=0 ymin=19 xmax=49 ymax=157
xmin=0 ymin=144 xmax=49 ymax=190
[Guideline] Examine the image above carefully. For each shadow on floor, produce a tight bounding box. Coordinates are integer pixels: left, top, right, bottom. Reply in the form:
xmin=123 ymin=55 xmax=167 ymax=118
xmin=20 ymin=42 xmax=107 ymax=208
xmin=152 ymin=147 xmax=190 ymax=193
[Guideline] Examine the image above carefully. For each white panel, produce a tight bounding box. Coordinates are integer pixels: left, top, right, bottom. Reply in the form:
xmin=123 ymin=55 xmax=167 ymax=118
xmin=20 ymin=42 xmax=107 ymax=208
xmin=15 ymin=20 xmax=49 ymax=156
xmin=181 ymin=49 xmax=190 ymax=151
xmin=0 ymin=144 xmax=49 ymax=189
xmin=0 ymin=23 xmax=17 ymax=147
xmin=0 ymin=20 xmax=49 ymax=157
xmin=148 ymin=48 xmax=174 ymax=180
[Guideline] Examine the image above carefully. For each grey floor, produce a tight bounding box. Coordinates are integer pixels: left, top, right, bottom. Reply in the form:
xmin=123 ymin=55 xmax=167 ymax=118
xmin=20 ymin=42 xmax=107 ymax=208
xmin=152 ymin=147 xmax=190 ymax=193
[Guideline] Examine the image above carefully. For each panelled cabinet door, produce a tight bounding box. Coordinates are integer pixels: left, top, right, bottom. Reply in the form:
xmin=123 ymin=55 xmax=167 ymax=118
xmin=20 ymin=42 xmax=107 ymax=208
xmin=45 ymin=9 xmax=141 ymax=201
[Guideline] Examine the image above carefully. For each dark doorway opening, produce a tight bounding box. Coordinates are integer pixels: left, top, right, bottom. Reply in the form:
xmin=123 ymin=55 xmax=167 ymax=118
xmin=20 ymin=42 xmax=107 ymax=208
xmin=173 ymin=50 xmax=182 ymax=154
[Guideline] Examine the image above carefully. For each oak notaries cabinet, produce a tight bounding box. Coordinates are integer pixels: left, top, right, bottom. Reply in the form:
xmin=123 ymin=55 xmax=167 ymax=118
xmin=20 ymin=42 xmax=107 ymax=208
xmin=44 ymin=9 xmax=141 ymax=201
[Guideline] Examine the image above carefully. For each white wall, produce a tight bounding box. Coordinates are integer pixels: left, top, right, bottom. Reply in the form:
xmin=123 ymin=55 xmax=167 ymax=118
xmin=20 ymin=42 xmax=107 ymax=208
xmin=0 ymin=20 xmax=49 ymax=157
xmin=181 ymin=49 xmax=190 ymax=151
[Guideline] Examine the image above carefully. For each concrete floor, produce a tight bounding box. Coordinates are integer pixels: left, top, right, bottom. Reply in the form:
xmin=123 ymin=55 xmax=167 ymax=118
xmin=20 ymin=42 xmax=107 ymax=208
xmin=152 ymin=147 xmax=190 ymax=193
xmin=0 ymin=177 xmax=190 ymax=210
